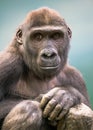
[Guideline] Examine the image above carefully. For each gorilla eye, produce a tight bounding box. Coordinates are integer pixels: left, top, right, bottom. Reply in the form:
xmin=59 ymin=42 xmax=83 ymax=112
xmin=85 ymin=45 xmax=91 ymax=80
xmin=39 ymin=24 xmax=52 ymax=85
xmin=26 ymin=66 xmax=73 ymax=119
xmin=52 ymin=32 xmax=61 ymax=40
xmin=33 ymin=33 xmax=43 ymax=41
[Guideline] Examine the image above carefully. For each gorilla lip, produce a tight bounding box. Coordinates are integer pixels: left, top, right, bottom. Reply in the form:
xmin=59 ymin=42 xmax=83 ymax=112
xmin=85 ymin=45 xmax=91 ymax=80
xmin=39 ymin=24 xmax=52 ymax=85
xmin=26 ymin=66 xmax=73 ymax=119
xmin=40 ymin=65 xmax=59 ymax=70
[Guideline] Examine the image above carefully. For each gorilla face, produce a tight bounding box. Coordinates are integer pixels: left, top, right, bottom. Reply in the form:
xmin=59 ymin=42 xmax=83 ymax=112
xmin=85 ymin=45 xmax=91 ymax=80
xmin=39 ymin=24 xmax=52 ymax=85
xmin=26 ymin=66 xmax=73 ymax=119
xmin=16 ymin=8 xmax=71 ymax=78
xmin=20 ymin=26 xmax=70 ymax=78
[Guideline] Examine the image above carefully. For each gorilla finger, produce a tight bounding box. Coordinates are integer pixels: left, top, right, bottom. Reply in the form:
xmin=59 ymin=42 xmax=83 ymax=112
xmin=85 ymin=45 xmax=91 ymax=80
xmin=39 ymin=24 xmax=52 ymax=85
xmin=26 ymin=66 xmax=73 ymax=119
xmin=40 ymin=95 xmax=51 ymax=108
xmin=40 ymin=87 xmax=60 ymax=108
xmin=56 ymin=106 xmax=69 ymax=120
xmin=48 ymin=104 xmax=62 ymax=121
xmin=43 ymin=99 xmax=57 ymax=117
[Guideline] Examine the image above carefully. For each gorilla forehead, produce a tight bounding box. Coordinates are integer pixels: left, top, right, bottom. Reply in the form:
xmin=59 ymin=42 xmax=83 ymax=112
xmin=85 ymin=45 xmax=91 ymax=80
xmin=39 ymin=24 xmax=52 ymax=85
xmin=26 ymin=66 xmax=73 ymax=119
xmin=24 ymin=7 xmax=68 ymax=28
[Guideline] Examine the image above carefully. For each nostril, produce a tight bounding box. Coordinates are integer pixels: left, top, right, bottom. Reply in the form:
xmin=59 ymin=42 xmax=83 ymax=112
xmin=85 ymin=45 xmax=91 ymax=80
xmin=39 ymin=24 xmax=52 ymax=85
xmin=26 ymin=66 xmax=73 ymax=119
xmin=42 ymin=53 xmax=49 ymax=59
xmin=41 ymin=54 xmax=48 ymax=59
xmin=42 ymin=52 xmax=56 ymax=59
xmin=50 ymin=53 xmax=56 ymax=58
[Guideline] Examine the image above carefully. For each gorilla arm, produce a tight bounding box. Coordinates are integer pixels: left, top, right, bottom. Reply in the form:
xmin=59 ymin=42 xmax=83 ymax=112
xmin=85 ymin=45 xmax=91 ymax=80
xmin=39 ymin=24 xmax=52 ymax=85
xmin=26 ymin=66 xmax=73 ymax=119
xmin=0 ymin=50 xmax=23 ymax=122
xmin=2 ymin=100 xmax=43 ymax=130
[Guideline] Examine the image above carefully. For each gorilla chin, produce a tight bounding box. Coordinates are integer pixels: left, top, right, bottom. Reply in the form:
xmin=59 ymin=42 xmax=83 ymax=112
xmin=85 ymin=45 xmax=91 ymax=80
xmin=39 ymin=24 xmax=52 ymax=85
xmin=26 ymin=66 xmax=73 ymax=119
xmin=39 ymin=64 xmax=61 ymax=78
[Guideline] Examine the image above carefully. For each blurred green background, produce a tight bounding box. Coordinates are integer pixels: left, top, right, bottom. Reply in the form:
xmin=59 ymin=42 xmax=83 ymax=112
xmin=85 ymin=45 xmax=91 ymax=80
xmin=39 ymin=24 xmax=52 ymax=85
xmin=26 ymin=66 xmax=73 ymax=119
xmin=0 ymin=0 xmax=93 ymax=108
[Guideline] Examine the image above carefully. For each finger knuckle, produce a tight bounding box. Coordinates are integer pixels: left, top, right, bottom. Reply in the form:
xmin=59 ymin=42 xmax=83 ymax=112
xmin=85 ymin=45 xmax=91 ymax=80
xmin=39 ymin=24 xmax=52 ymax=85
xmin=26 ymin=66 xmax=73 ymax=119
xmin=56 ymin=104 xmax=62 ymax=111
xmin=48 ymin=101 xmax=54 ymax=106
xmin=43 ymin=95 xmax=50 ymax=100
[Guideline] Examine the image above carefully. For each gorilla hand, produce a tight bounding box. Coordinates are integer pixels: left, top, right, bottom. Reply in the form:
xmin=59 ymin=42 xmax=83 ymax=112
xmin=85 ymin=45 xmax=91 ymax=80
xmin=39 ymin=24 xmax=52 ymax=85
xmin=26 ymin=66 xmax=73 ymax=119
xmin=40 ymin=87 xmax=80 ymax=121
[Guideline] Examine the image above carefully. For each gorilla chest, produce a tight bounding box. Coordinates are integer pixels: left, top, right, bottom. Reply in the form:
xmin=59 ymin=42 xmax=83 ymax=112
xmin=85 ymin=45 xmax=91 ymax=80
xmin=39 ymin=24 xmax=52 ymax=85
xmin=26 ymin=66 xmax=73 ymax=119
xmin=9 ymin=76 xmax=60 ymax=99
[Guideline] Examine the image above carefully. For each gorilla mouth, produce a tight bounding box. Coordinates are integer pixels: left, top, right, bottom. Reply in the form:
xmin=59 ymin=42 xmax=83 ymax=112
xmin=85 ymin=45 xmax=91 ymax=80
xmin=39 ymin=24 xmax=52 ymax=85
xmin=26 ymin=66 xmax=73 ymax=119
xmin=40 ymin=65 xmax=59 ymax=70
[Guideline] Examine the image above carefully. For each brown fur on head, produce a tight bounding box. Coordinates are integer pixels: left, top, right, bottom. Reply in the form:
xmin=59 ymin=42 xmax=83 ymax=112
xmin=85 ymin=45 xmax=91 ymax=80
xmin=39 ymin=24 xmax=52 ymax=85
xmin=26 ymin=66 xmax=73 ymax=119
xmin=21 ymin=7 xmax=72 ymax=38
xmin=25 ymin=7 xmax=66 ymax=27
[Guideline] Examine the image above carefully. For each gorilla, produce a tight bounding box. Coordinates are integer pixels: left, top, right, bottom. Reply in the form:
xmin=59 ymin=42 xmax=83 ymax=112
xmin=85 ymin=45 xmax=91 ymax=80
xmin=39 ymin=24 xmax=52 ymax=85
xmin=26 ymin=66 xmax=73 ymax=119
xmin=0 ymin=7 xmax=90 ymax=130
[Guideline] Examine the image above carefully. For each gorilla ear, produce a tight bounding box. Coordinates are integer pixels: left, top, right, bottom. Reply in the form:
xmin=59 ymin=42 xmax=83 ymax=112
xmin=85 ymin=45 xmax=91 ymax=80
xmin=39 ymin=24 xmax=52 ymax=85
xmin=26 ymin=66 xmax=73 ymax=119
xmin=67 ymin=27 xmax=72 ymax=39
xmin=16 ymin=29 xmax=23 ymax=45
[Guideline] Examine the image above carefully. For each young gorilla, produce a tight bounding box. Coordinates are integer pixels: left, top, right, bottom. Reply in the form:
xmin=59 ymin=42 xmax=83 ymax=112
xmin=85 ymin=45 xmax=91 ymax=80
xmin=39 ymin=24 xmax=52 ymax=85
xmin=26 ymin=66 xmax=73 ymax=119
xmin=0 ymin=7 xmax=90 ymax=130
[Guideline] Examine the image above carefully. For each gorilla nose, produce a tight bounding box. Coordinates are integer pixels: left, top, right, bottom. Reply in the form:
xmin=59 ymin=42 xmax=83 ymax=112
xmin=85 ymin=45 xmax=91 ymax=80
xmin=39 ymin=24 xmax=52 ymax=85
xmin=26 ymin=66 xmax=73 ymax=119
xmin=40 ymin=48 xmax=57 ymax=60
